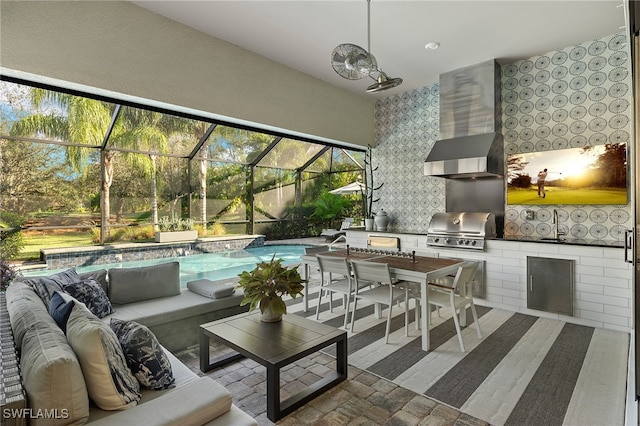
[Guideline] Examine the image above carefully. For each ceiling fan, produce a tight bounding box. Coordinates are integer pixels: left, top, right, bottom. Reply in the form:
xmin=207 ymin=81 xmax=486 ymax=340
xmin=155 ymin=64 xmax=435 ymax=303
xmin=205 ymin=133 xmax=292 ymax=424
xmin=330 ymin=0 xmax=403 ymax=93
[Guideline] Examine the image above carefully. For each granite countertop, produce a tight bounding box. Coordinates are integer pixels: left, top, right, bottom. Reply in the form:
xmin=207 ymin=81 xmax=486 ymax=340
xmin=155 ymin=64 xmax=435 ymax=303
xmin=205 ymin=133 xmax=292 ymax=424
xmin=347 ymin=228 xmax=625 ymax=248
xmin=500 ymin=235 xmax=625 ymax=248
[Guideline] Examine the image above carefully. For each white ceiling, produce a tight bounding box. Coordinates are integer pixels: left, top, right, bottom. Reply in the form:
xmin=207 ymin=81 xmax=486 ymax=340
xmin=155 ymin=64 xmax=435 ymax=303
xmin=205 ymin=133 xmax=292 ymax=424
xmin=132 ymin=1 xmax=628 ymax=98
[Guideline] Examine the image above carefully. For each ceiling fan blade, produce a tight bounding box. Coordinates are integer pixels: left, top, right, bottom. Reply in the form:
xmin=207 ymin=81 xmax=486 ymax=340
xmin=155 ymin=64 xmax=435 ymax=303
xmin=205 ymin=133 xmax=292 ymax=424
xmin=331 ymin=43 xmax=377 ymax=80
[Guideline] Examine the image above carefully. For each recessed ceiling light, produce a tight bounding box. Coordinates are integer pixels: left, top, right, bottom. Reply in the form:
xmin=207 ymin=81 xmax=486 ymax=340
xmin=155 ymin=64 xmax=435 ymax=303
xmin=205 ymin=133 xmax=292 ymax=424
xmin=425 ymin=42 xmax=440 ymax=50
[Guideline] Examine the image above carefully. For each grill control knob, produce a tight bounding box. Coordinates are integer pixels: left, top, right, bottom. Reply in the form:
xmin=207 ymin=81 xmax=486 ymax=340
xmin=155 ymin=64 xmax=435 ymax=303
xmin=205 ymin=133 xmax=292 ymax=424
xmin=471 ymin=240 xmax=477 ymax=246
xmin=457 ymin=240 xmax=464 ymax=245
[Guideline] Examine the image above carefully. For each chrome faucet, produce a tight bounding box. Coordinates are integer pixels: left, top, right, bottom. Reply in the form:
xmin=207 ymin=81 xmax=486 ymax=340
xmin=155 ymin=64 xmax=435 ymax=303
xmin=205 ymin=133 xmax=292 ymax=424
xmin=553 ymin=209 xmax=566 ymax=240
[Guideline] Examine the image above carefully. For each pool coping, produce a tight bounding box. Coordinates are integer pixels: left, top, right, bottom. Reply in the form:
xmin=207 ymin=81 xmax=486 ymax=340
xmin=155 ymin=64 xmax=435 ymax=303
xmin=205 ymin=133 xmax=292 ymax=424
xmin=39 ymin=235 xmax=266 ymax=269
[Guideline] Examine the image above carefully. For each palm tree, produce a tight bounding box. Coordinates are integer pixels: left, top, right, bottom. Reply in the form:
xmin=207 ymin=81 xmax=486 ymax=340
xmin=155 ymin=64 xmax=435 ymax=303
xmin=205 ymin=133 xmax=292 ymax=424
xmin=10 ymin=89 xmax=174 ymax=239
xmin=10 ymin=90 xmax=114 ymax=238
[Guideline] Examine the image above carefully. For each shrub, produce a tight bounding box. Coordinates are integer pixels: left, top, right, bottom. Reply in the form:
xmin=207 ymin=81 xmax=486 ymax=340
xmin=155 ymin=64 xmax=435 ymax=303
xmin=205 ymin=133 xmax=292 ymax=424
xmin=0 ymin=212 xmax=25 ymax=259
xmin=0 ymin=231 xmax=24 ymax=260
xmin=158 ymin=214 xmax=194 ymax=232
xmin=1 ymin=259 xmax=22 ymax=291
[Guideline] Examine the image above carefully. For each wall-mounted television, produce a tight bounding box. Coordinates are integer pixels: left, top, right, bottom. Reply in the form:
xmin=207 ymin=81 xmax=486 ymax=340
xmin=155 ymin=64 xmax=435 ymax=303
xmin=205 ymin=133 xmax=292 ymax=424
xmin=507 ymin=143 xmax=627 ymax=205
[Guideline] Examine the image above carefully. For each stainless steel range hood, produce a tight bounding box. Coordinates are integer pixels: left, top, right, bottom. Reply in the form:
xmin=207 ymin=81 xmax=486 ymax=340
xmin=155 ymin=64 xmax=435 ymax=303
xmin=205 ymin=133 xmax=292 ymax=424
xmin=424 ymin=132 xmax=503 ymax=178
xmin=425 ymin=59 xmax=503 ymax=178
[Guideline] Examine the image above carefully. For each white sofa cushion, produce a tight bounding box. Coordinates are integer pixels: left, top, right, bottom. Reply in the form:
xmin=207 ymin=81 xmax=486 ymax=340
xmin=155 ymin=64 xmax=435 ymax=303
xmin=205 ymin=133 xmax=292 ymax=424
xmin=105 ymin=288 xmax=244 ymax=327
xmin=87 ymin=377 xmax=233 ymax=426
xmin=6 ymin=282 xmax=90 ymax=426
xmin=66 ymin=302 xmax=141 ymax=410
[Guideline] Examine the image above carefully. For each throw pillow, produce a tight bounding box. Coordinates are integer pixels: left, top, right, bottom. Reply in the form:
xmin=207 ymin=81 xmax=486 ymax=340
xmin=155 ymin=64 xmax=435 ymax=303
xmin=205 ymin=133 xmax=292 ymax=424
xmin=187 ymin=279 xmax=235 ymax=299
xmin=24 ymin=268 xmax=81 ymax=306
xmin=62 ymin=278 xmax=113 ymax=318
xmin=78 ymin=269 xmax=109 ymax=294
xmin=108 ymin=261 xmax=180 ymax=304
xmin=110 ymin=318 xmax=175 ymax=390
xmin=65 ymin=303 xmax=141 ymax=410
xmin=48 ymin=291 xmax=75 ymax=332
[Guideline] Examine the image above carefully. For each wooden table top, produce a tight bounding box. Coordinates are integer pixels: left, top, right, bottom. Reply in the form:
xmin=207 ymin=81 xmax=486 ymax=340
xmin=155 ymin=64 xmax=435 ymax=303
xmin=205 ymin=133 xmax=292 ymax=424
xmin=366 ymin=255 xmax=463 ymax=274
xmin=201 ymin=311 xmax=345 ymax=365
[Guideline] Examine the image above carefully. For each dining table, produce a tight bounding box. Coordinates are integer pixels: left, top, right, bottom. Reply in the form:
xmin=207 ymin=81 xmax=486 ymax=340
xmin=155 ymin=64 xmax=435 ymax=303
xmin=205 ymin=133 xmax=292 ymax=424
xmin=300 ymin=249 xmax=465 ymax=351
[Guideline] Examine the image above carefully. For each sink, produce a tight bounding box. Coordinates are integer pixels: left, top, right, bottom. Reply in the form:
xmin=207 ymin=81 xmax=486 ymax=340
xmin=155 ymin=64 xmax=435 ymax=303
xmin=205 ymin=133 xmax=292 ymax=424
xmin=539 ymin=237 xmax=566 ymax=243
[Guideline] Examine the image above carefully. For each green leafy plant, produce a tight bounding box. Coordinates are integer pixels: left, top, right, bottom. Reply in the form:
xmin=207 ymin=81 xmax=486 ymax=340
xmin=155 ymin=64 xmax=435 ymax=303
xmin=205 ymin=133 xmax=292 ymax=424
xmin=310 ymin=192 xmax=352 ymax=229
xmin=236 ymin=255 xmax=307 ymax=316
xmin=158 ymin=213 xmax=194 ymax=232
xmin=0 ymin=212 xmax=25 ymax=259
xmin=1 ymin=259 xmax=21 ymax=291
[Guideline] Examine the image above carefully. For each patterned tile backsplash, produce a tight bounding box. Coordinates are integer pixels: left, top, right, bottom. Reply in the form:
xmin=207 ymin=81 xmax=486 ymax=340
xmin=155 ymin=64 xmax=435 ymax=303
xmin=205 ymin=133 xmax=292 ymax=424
xmin=373 ymin=32 xmax=632 ymax=243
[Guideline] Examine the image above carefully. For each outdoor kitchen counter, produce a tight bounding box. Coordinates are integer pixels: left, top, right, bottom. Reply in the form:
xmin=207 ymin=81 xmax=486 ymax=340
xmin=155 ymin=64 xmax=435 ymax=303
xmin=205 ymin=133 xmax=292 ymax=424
xmin=346 ymin=229 xmax=625 ymax=248
xmin=346 ymin=229 xmax=633 ymax=334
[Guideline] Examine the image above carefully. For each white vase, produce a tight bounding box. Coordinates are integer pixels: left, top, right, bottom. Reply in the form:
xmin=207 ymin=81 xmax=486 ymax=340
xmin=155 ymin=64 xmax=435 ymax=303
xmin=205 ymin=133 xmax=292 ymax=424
xmin=374 ymin=209 xmax=390 ymax=232
xmin=364 ymin=218 xmax=374 ymax=231
xmin=260 ymin=302 xmax=283 ymax=322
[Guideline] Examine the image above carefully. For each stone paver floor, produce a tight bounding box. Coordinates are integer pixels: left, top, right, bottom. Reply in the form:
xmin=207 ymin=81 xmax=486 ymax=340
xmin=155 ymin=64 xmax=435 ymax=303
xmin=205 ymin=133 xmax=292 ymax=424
xmin=174 ymin=343 xmax=490 ymax=426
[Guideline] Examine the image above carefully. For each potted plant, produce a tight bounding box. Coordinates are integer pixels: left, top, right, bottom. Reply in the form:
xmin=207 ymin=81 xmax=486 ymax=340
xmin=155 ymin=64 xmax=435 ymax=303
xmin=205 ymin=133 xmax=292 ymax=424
xmin=154 ymin=213 xmax=198 ymax=243
xmin=361 ymin=145 xmax=383 ymax=230
xmin=236 ymin=255 xmax=307 ymax=322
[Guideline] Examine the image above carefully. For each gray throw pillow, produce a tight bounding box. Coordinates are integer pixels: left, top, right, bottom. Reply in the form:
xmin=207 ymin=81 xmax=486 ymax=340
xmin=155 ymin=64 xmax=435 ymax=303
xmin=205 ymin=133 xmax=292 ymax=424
xmin=24 ymin=268 xmax=81 ymax=306
xmin=108 ymin=262 xmax=180 ymax=304
xmin=110 ymin=318 xmax=175 ymax=390
xmin=78 ymin=269 xmax=109 ymax=294
xmin=187 ymin=279 xmax=235 ymax=299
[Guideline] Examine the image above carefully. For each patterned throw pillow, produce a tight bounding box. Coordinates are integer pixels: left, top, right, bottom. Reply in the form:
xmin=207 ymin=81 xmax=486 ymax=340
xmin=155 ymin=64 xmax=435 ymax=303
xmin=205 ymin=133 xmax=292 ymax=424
xmin=48 ymin=291 xmax=75 ymax=333
xmin=66 ymin=303 xmax=141 ymax=410
xmin=25 ymin=268 xmax=81 ymax=306
xmin=110 ymin=318 xmax=175 ymax=390
xmin=62 ymin=278 xmax=113 ymax=318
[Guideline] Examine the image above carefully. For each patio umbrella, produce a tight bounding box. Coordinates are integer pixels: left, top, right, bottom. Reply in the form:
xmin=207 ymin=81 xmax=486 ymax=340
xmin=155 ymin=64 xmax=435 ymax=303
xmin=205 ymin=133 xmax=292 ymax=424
xmin=328 ymin=181 xmax=366 ymax=195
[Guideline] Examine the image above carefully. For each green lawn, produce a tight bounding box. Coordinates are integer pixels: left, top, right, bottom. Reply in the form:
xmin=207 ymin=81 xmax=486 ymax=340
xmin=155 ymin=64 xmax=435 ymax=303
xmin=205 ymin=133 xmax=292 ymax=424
xmin=507 ymin=187 xmax=628 ymax=205
xmin=19 ymin=231 xmax=96 ymax=261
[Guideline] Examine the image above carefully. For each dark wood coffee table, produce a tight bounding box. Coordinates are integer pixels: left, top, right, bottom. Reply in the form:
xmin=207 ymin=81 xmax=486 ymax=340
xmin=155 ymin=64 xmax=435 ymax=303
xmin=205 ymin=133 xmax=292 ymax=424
xmin=199 ymin=311 xmax=348 ymax=421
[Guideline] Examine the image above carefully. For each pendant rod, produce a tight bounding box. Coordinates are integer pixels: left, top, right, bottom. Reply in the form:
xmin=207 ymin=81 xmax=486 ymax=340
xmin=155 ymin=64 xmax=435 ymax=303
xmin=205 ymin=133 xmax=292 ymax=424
xmin=367 ymin=0 xmax=371 ymax=53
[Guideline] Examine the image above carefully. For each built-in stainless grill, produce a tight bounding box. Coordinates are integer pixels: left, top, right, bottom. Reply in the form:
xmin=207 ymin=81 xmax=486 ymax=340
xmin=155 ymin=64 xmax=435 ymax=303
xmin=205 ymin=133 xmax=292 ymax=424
xmin=426 ymin=212 xmax=496 ymax=251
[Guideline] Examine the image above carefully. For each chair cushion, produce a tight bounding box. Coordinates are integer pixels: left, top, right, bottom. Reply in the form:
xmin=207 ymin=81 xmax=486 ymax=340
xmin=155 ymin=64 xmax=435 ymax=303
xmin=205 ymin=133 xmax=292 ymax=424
xmin=108 ymin=262 xmax=180 ymax=304
xmin=62 ymin=278 xmax=113 ymax=318
xmin=110 ymin=318 xmax=175 ymax=390
xmin=66 ymin=302 xmax=141 ymax=410
xmin=187 ymin=279 xmax=235 ymax=299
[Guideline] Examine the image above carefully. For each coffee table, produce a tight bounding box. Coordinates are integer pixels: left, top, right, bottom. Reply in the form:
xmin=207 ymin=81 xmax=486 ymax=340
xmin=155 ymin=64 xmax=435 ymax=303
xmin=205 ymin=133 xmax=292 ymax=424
xmin=199 ymin=311 xmax=347 ymax=421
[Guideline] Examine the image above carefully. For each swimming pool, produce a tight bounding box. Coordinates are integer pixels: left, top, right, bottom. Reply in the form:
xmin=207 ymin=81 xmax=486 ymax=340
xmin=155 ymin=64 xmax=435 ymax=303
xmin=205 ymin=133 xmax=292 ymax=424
xmin=22 ymin=245 xmax=311 ymax=286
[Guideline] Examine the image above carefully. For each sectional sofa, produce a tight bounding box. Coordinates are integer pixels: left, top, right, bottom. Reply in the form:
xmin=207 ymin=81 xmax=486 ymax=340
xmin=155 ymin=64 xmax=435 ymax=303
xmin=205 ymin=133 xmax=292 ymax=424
xmin=2 ymin=262 xmax=255 ymax=425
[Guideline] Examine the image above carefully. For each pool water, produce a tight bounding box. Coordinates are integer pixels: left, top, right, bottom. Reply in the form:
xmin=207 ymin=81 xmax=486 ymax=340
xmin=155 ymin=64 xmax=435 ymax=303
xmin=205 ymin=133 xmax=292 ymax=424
xmin=22 ymin=245 xmax=311 ymax=287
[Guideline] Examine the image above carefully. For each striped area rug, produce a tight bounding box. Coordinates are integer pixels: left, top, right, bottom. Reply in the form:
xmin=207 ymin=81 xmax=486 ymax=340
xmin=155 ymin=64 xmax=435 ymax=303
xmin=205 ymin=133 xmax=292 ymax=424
xmin=288 ymin=287 xmax=629 ymax=426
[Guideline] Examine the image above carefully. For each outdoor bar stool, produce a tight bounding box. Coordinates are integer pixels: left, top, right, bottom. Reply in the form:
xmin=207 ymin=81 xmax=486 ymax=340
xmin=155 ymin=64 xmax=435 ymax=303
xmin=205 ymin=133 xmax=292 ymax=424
xmin=427 ymin=261 xmax=482 ymax=352
xmin=349 ymin=260 xmax=410 ymax=343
